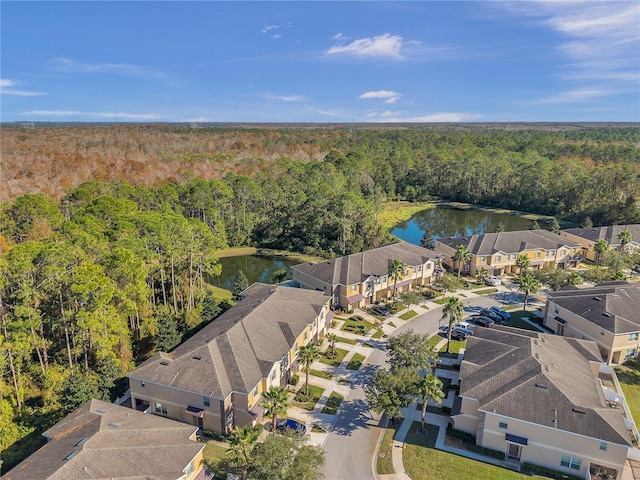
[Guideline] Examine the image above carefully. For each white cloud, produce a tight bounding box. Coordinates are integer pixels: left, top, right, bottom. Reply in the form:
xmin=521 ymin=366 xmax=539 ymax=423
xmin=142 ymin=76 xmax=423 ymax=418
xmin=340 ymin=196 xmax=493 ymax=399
xmin=21 ymin=110 xmax=81 ymax=116
xmin=368 ymin=111 xmax=484 ymax=122
xmin=358 ymin=90 xmax=402 ymax=104
xmin=261 ymin=25 xmax=279 ymax=33
xmin=265 ymin=93 xmax=307 ymax=102
xmin=333 ymin=33 xmax=345 ymax=40
xmin=1 ymin=78 xmax=47 ymax=96
xmin=48 ymin=57 xmax=165 ymax=78
xmin=327 ymin=33 xmax=405 ymax=59
xmin=533 ymin=87 xmax=615 ymax=104
xmin=260 ymin=22 xmax=291 ymax=36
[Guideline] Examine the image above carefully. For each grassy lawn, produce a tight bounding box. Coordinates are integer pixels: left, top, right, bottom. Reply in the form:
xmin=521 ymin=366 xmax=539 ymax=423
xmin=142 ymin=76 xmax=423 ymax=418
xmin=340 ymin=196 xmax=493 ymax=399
xmin=388 ymin=321 xmax=397 ymax=328
xmin=202 ymin=442 xmax=229 ymax=478
xmin=321 ymin=392 xmax=344 ymax=415
xmin=399 ymin=310 xmax=418 ymax=320
xmin=389 ymin=302 xmax=408 ymax=314
xmin=292 ymin=384 xmax=325 ymax=411
xmin=502 ymin=311 xmax=544 ymax=332
xmin=310 ymin=369 xmax=333 ymax=380
xmin=346 ymin=353 xmax=366 ymax=371
xmin=376 ymin=421 xmax=402 ymax=474
xmin=372 ymin=328 xmax=385 ymax=339
xmin=210 ymin=285 xmax=233 ymax=302
xmin=340 ymin=317 xmax=374 ymax=335
xmin=335 ymin=336 xmax=358 ymax=345
xmin=319 ymin=347 xmax=349 ymax=367
xmin=615 ymin=366 xmax=640 ymax=425
xmin=439 ymin=339 xmax=466 ymax=354
xmin=472 ymin=288 xmax=498 ymax=295
xmin=403 ymin=422 xmax=545 ymax=480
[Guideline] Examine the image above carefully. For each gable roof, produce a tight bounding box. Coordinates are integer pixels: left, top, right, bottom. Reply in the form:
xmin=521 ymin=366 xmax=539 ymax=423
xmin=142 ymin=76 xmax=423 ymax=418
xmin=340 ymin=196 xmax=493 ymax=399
xmin=459 ymin=326 xmax=631 ymax=446
xmin=1 ymin=399 xmax=203 ymax=480
xmin=437 ymin=230 xmax=580 ymax=256
xmin=562 ymin=224 xmax=640 ymax=246
xmin=549 ymin=282 xmax=640 ymax=334
xmin=128 ymin=283 xmax=328 ymax=398
xmin=291 ymin=242 xmax=440 ymax=286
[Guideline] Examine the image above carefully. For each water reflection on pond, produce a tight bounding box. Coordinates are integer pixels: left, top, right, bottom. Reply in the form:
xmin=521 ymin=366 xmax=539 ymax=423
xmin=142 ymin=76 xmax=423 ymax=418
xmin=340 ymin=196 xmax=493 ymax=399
xmin=208 ymin=255 xmax=296 ymax=289
xmin=392 ymin=205 xmax=535 ymax=245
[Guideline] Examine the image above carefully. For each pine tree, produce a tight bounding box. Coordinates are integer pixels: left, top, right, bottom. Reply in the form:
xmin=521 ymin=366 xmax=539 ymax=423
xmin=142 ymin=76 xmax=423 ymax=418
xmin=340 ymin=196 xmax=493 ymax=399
xmin=232 ymin=270 xmax=250 ymax=301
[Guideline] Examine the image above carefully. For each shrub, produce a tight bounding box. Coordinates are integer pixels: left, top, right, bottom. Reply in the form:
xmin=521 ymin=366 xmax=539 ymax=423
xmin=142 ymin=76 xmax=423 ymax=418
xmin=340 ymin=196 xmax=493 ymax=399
xmin=446 ymin=427 xmax=505 ymax=460
xmin=290 ymin=374 xmax=299 ymax=386
xmin=351 ymin=315 xmax=364 ymax=322
xmin=522 ymin=463 xmax=582 ymax=480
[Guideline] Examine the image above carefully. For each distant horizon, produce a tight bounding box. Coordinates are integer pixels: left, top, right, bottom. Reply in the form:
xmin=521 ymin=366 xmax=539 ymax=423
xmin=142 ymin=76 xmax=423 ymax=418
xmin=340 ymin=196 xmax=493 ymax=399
xmin=2 ymin=2 xmax=638 ymax=123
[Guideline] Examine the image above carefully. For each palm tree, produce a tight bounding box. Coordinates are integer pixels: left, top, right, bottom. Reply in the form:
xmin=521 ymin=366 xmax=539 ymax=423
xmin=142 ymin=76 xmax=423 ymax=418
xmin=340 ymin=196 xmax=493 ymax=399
xmin=416 ymin=374 xmax=444 ymax=432
xmin=618 ymin=230 xmax=632 ymax=254
xmin=298 ymin=343 xmax=319 ymax=396
xmin=452 ymin=245 xmax=471 ymax=279
xmin=260 ymin=386 xmax=290 ymax=433
xmin=476 ymin=267 xmax=489 ymax=285
xmin=226 ymin=425 xmax=260 ymax=480
xmin=594 ymin=239 xmax=609 ymax=263
xmin=327 ymin=333 xmax=338 ymax=358
xmin=441 ymin=297 xmax=463 ymax=353
xmin=515 ymin=254 xmax=531 ymax=276
xmin=518 ymin=274 xmax=540 ymax=312
xmin=388 ymin=259 xmax=406 ymax=303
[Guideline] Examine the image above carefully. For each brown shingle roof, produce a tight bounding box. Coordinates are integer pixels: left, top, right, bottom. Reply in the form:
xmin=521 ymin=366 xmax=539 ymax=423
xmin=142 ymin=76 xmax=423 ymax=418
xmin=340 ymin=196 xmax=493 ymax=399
xmin=128 ymin=284 xmax=328 ymax=398
xmin=562 ymin=224 xmax=640 ymax=245
xmin=549 ymin=282 xmax=640 ymax=334
xmin=1 ymin=399 xmax=203 ymax=480
xmin=437 ymin=230 xmax=580 ymax=255
xmin=291 ymin=242 xmax=440 ymax=286
xmin=459 ymin=326 xmax=631 ymax=446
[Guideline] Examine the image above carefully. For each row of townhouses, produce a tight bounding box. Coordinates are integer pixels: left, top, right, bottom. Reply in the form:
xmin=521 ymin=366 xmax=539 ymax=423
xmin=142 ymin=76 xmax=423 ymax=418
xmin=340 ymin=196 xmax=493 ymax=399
xmin=4 ymin=228 xmax=639 ymax=480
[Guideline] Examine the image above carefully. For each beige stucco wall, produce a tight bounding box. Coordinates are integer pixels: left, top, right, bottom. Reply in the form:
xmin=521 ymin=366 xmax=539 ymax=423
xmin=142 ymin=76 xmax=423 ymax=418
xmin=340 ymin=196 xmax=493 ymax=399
xmin=182 ymin=448 xmax=205 ymax=480
xmin=560 ymin=232 xmax=597 ymax=261
xmin=481 ymin=412 xmax=628 ymax=479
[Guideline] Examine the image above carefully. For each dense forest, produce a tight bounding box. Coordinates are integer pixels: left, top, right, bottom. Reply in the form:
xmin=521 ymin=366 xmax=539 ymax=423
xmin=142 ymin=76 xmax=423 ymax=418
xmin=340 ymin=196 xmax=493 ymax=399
xmin=1 ymin=123 xmax=640 ymax=470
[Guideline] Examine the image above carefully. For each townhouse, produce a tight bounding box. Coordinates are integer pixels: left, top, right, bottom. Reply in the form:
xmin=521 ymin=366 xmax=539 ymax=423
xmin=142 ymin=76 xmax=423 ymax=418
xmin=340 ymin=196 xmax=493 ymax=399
xmin=452 ymin=326 xmax=638 ymax=480
xmin=291 ymin=242 xmax=442 ymax=311
xmin=127 ymin=283 xmax=331 ymax=435
xmin=1 ymin=399 xmax=205 ymax=480
xmin=543 ymin=282 xmax=640 ymax=365
xmin=435 ymin=230 xmax=582 ymax=278
xmin=561 ymin=225 xmax=640 ymax=262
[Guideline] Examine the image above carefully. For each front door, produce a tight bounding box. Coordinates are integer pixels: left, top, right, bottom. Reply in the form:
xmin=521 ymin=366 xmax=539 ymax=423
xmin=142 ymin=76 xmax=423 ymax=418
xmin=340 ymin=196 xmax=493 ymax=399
xmin=507 ymin=444 xmax=521 ymax=460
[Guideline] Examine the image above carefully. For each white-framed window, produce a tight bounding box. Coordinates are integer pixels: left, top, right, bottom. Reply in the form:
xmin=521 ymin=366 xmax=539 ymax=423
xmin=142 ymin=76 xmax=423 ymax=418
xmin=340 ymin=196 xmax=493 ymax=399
xmin=304 ymin=331 xmax=308 ymax=340
xmin=561 ymin=456 xmax=581 ymax=470
xmin=185 ymin=460 xmax=194 ymax=475
xmin=496 ymin=255 xmax=502 ymax=262
xmin=551 ymin=250 xmax=556 ymax=256
xmin=625 ymin=349 xmax=636 ymax=358
xmin=204 ymin=396 xmax=210 ymax=407
xmin=271 ymin=370 xmax=276 ymax=381
xmin=381 ymin=276 xmax=387 ymax=283
xmin=554 ymin=305 xmax=560 ymax=314
xmin=252 ymin=385 xmax=259 ymax=397
xmin=535 ymin=252 xmax=541 ymax=258
xmin=480 ymin=256 xmax=486 ymax=263
xmin=499 ymin=421 xmax=508 ymax=429
xmin=629 ymin=333 xmax=639 ymax=341
xmin=154 ymin=402 xmax=167 ymax=415
xmin=561 ymin=249 xmax=566 ymax=256
xmin=600 ymin=442 xmax=607 ymax=451
xmin=141 ymin=381 xmax=145 ymax=388
xmin=416 ymin=265 xmax=422 ymax=272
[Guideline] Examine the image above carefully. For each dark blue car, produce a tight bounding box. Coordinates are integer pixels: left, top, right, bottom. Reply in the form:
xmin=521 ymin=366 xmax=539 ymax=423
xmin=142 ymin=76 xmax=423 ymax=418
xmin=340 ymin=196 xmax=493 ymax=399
xmin=276 ymin=418 xmax=307 ymax=435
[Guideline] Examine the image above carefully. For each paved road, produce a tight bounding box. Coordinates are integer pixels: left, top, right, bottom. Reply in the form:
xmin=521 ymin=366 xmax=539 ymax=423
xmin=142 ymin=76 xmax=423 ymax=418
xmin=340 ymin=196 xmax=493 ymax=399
xmin=321 ymin=287 xmax=540 ymax=479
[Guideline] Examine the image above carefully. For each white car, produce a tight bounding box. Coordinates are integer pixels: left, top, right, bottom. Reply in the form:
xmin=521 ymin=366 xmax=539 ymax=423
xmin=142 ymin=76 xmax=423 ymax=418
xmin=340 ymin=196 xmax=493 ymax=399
xmin=486 ymin=275 xmax=502 ymax=286
xmin=452 ymin=322 xmax=474 ymax=336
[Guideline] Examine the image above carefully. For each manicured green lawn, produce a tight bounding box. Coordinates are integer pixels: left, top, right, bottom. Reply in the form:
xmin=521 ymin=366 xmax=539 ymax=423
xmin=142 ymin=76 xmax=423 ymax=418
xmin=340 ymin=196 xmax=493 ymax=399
xmin=310 ymin=369 xmax=333 ymax=380
xmin=335 ymin=336 xmax=357 ymax=345
xmin=502 ymin=311 xmax=544 ymax=332
xmin=321 ymin=392 xmax=344 ymax=415
xmin=293 ymin=384 xmax=325 ymax=411
xmin=210 ymin=285 xmax=233 ymax=302
xmin=472 ymin=288 xmax=498 ymax=295
xmin=388 ymin=321 xmax=397 ymax=328
xmin=440 ymin=339 xmax=466 ymax=355
xmin=202 ymin=442 xmax=229 ymax=478
xmin=372 ymin=328 xmax=385 ymax=339
xmin=340 ymin=317 xmax=373 ymax=335
xmin=399 ymin=310 xmax=418 ymax=320
xmin=319 ymin=347 xmax=349 ymax=367
xmin=403 ymin=423 xmax=547 ymax=480
xmin=376 ymin=422 xmax=401 ymax=474
xmin=346 ymin=353 xmax=366 ymax=371
xmin=615 ymin=366 xmax=640 ymax=425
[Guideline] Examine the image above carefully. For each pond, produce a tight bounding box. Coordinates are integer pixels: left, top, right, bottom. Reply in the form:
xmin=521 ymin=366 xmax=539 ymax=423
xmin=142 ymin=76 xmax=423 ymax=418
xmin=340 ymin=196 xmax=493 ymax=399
xmin=391 ymin=205 xmax=535 ymax=245
xmin=208 ymin=255 xmax=296 ymax=289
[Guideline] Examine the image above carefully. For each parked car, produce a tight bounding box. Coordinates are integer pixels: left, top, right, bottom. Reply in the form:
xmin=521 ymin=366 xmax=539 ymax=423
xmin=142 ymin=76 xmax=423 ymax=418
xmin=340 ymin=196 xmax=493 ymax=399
xmin=486 ymin=276 xmax=502 ymax=286
xmin=438 ymin=325 xmax=449 ymax=334
xmin=438 ymin=326 xmax=467 ymax=341
xmin=480 ymin=309 xmax=503 ymax=323
xmin=370 ymin=305 xmax=390 ymax=317
xmin=453 ymin=321 xmax=473 ymax=330
xmin=490 ymin=306 xmax=511 ymax=320
xmin=470 ymin=315 xmax=495 ymax=327
xmin=450 ymin=330 xmax=467 ymax=341
xmin=275 ymin=418 xmax=307 ymax=435
xmin=452 ymin=322 xmax=474 ymax=336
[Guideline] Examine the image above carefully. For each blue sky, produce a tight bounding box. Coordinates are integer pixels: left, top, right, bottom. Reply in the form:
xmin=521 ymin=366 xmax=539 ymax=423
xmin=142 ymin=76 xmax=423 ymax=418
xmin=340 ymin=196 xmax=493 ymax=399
xmin=2 ymin=1 xmax=639 ymax=123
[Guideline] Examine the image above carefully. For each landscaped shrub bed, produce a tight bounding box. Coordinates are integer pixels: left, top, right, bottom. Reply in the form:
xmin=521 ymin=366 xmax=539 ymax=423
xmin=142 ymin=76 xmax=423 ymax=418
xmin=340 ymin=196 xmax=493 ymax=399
xmin=522 ymin=463 xmax=582 ymax=480
xmin=445 ymin=427 xmax=505 ymax=460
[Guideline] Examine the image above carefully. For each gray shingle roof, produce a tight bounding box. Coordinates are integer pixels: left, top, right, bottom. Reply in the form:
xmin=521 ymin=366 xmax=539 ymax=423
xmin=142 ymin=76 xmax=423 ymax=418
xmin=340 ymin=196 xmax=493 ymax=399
xmin=128 ymin=283 xmax=328 ymax=398
xmin=562 ymin=224 xmax=640 ymax=245
xmin=291 ymin=242 xmax=440 ymax=286
xmin=437 ymin=230 xmax=580 ymax=255
xmin=459 ymin=326 xmax=631 ymax=446
xmin=2 ymin=399 xmax=203 ymax=480
xmin=549 ymin=282 xmax=640 ymax=334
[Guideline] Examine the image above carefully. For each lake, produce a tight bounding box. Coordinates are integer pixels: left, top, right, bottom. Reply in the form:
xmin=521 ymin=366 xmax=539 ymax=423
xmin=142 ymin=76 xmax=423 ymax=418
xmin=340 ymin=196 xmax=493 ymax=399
xmin=391 ymin=205 xmax=535 ymax=245
xmin=208 ymin=255 xmax=296 ymax=289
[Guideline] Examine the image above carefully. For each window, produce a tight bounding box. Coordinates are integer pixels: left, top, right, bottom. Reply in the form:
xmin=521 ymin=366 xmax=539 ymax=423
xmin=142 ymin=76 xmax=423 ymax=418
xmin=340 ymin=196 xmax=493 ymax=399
xmin=480 ymin=256 xmax=486 ymax=263
xmin=600 ymin=442 xmax=607 ymax=451
xmin=561 ymin=456 xmax=581 ymax=470
xmin=271 ymin=370 xmax=276 ymax=381
xmin=204 ymin=396 xmax=210 ymax=407
xmin=304 ymin=331 xmax=308 ymax=340
xmin=551 ymin=250 xmax=556 ymax=256
xmin=496 ymin=255 xmax=502 ymax=262
xmin=154 ymin=402 xmax=167 ymax=415
xmin=625 ymin=349 xmax=636 ymax=359
xmin=554 ymin=305 xmax=559 ymax=314
xmin=629 ymin=333 xmax=639 ymax=341
xmin=416 ymin=265 xmax=422 ymax=272
xmin=561 ymin=249 xmax=566 ymax=256
xmin=499 ymin=421 xmax=508 ymax=429
xmin=381 ymin=276 xmax=387 ymax=283
xmin=535 ymin=252 xmax=541 ymax=258
xmin=252 ymin=385 xmax=259 ymax=397
xmin=141 ymin=381 xmax=145 ymax=388
xmin=185 ymin=461 xmax=194 ymax=476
